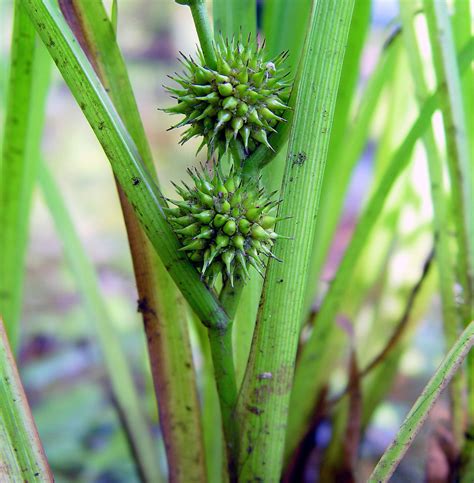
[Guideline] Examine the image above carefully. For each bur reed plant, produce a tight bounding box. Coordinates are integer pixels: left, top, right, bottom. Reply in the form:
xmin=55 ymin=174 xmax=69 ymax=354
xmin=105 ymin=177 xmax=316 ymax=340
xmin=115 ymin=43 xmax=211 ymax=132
xmin=0 ymin=0 xmax=473 ymax=482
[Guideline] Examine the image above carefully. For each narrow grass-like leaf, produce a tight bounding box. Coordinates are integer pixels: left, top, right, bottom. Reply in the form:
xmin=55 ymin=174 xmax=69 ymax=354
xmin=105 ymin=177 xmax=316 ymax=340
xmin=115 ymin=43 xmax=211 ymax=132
xmin=424 ymin=0 xmax=473 ymax=323
xmin=0 ymin=2 xmax=51 ymax=346
xmin=21 ymin=0 xmax=230 ymax=331
xmin=38 ymin=162 xmax=163 ymax=483
xmin=213 ymin=0 xmax=256 ymax=38
xmin=236 ymin=2 xmax=355 ymax=479
xmin=286 ymin=39 xmax=474 ymax=459
xmin=452 ymin=0 xmax=473 ymax=178
xmin=368 ymin=320 xmax=474 ymax=483
xmin=0 ymin=318 xmax=53 ymax=481
xmin=400 ymin=0 xmax=465 ymax=449
xmin=58 ymin=1 xmax=207 ymax=478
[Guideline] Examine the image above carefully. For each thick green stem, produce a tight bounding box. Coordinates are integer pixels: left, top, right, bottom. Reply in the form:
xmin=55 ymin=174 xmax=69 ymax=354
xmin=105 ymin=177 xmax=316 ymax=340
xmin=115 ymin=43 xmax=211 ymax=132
xmin=208 ymin=323 xmax=239 ymax=480
xmin=206 ymin=243 xmax=245 ymax=481
xmin=236 ymin=1 xmax=355 ymax=479
xmin=188 ymin=1 xmax=217 ymax=69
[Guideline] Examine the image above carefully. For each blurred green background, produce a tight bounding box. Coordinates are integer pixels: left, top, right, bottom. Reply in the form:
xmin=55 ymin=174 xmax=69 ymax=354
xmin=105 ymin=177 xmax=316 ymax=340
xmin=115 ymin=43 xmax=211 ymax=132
xmin=0 ymin=1 xmax=455 ymax=481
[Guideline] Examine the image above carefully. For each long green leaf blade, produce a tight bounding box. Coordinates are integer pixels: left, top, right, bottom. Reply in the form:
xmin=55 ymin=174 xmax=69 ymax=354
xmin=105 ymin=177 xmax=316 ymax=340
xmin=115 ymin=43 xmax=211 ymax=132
xmin=236 ymin=1 xmax=355 ymax=479
xmin=368 ymin=320 xmax=474 ymax=483
xmin=0 ymin=319 xmax=53 ymax=481
xmin=20 ymin=0 xmax=229 ymax=330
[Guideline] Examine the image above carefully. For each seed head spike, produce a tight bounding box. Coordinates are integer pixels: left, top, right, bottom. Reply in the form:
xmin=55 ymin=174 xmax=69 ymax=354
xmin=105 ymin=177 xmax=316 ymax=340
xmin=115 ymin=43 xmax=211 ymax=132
xmin=167 ymin=167 xmax=291 ymax=287
xmin=163 ymin=34 xmax=291 ymax=159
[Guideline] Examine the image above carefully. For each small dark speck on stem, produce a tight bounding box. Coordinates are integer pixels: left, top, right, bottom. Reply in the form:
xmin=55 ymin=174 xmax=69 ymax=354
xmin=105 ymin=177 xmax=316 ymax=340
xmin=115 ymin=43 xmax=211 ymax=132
xmin=290 ymin=151 xmax=307 ymax=166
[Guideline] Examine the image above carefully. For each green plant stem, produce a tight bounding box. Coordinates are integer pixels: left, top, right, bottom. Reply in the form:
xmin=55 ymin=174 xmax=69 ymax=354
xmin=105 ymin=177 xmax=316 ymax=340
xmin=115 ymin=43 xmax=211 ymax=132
xmin=236 ymin=1 xmax=355 ymax=479
xmin=368 ymin=321 xmax=474 ymax=483
xmin=423 ymin=0 xmax=474 ymax=433
xmin=22 ymin=0 xmax=230 ymax=333
xmin=204 ymin=277 xmax=244 ymax=481
xmin=205 ymin=227 xmax=245 ymax=481
xmin=0 ymin=319 xmax=53 ymax=481
xmin=424 ymin=1 xmax=473 ymax=314
xmin=285 ymin=39 xmax=474 ymax=460
xmin=220 ymin=277 xmax=244 ymax=319
xmin=180 ymin=2 xmax=254 ymax=477
xmin=207 ymin=324 xmax=238 ymax=480
xmin=58 ymin=1 xmax=207 ymax=479
xmin=400 ymin=0 xmax=465 ymax=452
xmin=188 ymin=0 xmax=217 ymax=69
xmin=0 ymin=2 xmax=51 ymax=347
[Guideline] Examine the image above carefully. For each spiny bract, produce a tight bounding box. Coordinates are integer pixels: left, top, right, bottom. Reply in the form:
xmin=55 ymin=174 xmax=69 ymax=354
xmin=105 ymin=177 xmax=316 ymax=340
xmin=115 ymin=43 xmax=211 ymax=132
xmin=166 ymin=167 xmax=286 ymax=286
xmin=164 ymin=35 xmax=291 ymax=157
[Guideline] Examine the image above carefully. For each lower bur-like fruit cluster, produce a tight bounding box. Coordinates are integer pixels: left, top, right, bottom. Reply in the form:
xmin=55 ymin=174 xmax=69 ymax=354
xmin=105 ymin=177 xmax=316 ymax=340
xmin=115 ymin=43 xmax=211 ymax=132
xmin=166 ymin=168 xmax=284 ymax=286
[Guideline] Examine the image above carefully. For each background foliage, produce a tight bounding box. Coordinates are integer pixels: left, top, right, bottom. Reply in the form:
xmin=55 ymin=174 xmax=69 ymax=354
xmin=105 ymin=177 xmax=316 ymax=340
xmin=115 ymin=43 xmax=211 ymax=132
xmin=0 ymin=0 xmax=472 ymax=481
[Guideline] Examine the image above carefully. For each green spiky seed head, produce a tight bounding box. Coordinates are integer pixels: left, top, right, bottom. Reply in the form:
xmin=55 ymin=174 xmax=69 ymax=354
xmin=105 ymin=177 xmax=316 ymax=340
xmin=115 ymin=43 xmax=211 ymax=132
xmin=166 ymin=167 xmax=285 ymax=286
xmin=164 ymin=35 xmax=291 ymax=157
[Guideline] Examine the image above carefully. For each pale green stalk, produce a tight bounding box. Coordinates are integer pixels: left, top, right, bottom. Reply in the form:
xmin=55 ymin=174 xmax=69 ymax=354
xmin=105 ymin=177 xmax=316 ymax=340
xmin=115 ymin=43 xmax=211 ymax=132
xmin=423 ymin=0 xmax=474 ymax=433
xmin=213 ymin=0 xmax=258 ymax=397
xmin=177 ymin=0 xmax=217 ymax=69
xmin=174 ymin=3 xmax=252 ymax=476
xmin=424 ymin=1 xmax=473 ymax=311
xmin=400 ymin=1 xmax=465 ymax=448
xmin=304 ymin=0 xmax=372 ymax=308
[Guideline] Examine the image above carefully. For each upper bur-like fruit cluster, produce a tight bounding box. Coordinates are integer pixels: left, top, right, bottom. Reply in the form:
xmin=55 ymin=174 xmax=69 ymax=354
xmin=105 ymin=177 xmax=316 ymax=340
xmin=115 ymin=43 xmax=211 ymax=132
xmin=164 ymin=35 xmax=291 ymax=157
xmin=166 ymin=167 xmax=285 ymax=286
